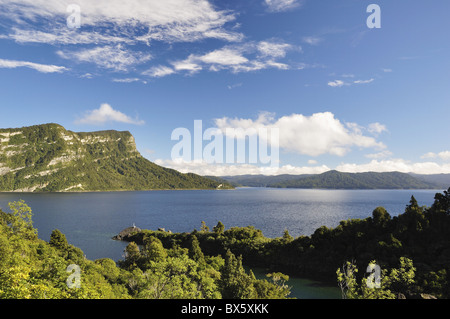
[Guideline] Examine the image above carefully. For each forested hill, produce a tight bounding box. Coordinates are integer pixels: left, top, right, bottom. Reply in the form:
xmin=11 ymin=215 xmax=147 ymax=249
xmin=0 ymin=123 xmax=229 ymax=192
xmin=219 ymin=170 xmax=444 ymax=189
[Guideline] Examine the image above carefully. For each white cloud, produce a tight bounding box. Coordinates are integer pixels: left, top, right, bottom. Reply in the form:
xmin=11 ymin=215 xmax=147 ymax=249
xmin=154 ymin=158 xmax=330 ymax=176
xmin=6 ymin=28 xmax=135 ymax=46
xmin=328 ymin=78 xmax=375 ymax=87
xmin=328 ymin=80 xmax=345 ymax=87
xmin=421 ymin=151 xmax=450 ymax=161
xmin=154 ymin=40 xmax=296 ymax=77
xmin=142 ymin=65 xmax=176 ymax=78
xmin=1 ymin=0 xmax=241 ymax=45
xmin=257 ymin=41 xmax=294 ymax=58
xmin=214 ymin=112 xmax=386 ymax=157
xmin=155 ymin=157 xmax=450 ymax=176
xmin=353 ymin=78 xmax=374 ymax=84
xmin=75 ymin=103 xmax=145 ymax=125
xmin=112 ymin=78 xmax=143 ymax=83
xmin=336 ymin=159 xmax=450 ymax=175
xmin=264 ymin=0 xmax=303 ymax=12
xmin=302 ymin=36 xmax=322 ymax=46
xmin=0 ymin=57 xmax=67 ymax=73
xmin=365 ymin=150 xmax=393 ymax=159
xmin=368 ymin=122 xmax=388 ymax=135
xmin=198 ymin=47 xmax=248 ymax=66
xmin=382 ymin=68 xmax=393 ymax=73
xmin=57 ymin=45 xmax=151 ymax=72
xmin=227 ymin=83 xmax=243 ymax=90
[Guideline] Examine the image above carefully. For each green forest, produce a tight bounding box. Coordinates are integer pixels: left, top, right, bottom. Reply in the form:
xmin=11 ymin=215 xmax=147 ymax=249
xmin=1 ymin=188 xmax=450 ymax=299
xmin=218 ymin=170 xmax=445 ymax=189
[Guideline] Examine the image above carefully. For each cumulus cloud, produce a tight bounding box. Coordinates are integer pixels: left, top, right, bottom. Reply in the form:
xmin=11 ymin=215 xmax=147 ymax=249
xmin=75 ymin=103 xmax=145 ymax=125
xmin=365 ymin=150 xmax=393 ymax=159
xmin=421 ymin=151 xmax=450 ymax=161
xmin=368 ymin=122 xmax=388 ymax=135
xmin=336 ymin=159 xmax=450 ymax=175
xmin=0 ymin=58 xmax=67 ymax=73
xmin=214 ymin=112 xmax=386 ymax=157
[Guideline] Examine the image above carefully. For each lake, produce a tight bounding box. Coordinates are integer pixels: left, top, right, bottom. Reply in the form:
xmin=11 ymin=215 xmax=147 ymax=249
xmin=0 ymin=187 xmax=442 ymax=299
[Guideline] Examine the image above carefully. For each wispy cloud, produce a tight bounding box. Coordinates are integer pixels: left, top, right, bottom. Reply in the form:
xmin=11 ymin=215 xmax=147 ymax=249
xmin=142 ymin=65 xmax=176 ymax=78
xmin=111 ymin=77 xmax=146 ymax=84
xmin=75 ymin=103 xmax=145 ymax=125
xmin=0 ymin=0 xmax=241 ymax=45
xmin=353 ymin=78 xmax=374 ymax=84
xmin=145 ymin=40 xmax=298 ymax=78
xmin=57 ymin=45 xmax=151 ymax=72
xmin=0 ymin=57 xmax=67 ymax=73
xmin=264 ymin=0 xmax=303 ymax=13
xmin=302 ymin=36 xmax=322 ymax=46
xmin=328 ymin=78 xmax=375 ymax=87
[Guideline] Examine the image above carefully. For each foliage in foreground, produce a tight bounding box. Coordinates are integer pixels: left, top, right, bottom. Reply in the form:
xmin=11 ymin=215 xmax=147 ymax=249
xmin=1 ymin=187 xmax=450 ymax=299
xmin=0 ymin=200 xmax=289 ymax=299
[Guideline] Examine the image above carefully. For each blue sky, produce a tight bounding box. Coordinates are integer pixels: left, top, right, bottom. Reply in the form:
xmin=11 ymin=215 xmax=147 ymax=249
xmin=0 ymin=0 xmax=449 ymax=175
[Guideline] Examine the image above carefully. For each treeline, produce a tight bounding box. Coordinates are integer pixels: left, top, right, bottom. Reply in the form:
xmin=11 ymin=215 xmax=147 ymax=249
xmin=0 ymin=201 xmax=290 ymax=299
xmin=125 ymin=188 xmax=450 ymax=298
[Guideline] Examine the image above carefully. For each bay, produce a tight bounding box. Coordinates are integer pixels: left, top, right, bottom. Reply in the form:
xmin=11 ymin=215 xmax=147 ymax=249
xmin=0 ymin=187 xmax=441 ymax=299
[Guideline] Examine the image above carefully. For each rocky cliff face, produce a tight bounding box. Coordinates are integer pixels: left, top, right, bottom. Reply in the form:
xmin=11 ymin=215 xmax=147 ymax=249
xmin=0 ymin=123 xmax=223 ymax=192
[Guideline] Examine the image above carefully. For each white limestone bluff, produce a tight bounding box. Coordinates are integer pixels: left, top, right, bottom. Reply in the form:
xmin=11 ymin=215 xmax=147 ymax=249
xmin=0 ymin=123 xmax=230 ymax=192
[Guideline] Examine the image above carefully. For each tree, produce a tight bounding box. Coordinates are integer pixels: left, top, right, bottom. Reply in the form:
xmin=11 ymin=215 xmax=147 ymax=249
xmin=200 ymin=221 xmax=210 ymax=232
xmin=7 ymin=200 xmax=36 ymax=238
xmin=213 ymin=221 xmax=225 ymax=235
xmin=189 ymin=235 xmax=205 ymax=267
xmin=220 ymin=250 xmax=256 ymax=299
xmin=143 ymin=235 xmax=167 ymax=263
xmin=49 ymin=229 xmax=69 ymax=251
xmin=372 ymin=206 xmax=390 ymax=227
xmin=121 ymin=242 xmax=140 ymax=270
xmin=282 ymin=229 xmax=294 ymax=242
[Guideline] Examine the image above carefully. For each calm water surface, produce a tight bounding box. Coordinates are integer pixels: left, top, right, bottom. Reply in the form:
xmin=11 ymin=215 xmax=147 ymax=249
xmin=0 ymin=187 xmax=441 ymax=299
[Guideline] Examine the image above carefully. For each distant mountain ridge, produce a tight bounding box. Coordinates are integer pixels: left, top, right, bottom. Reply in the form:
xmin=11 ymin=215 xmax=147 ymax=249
xmin=218 ymin=170 xmax=449 ymax=189
xmin=0 ymin=123 xmax=229 ymax=192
